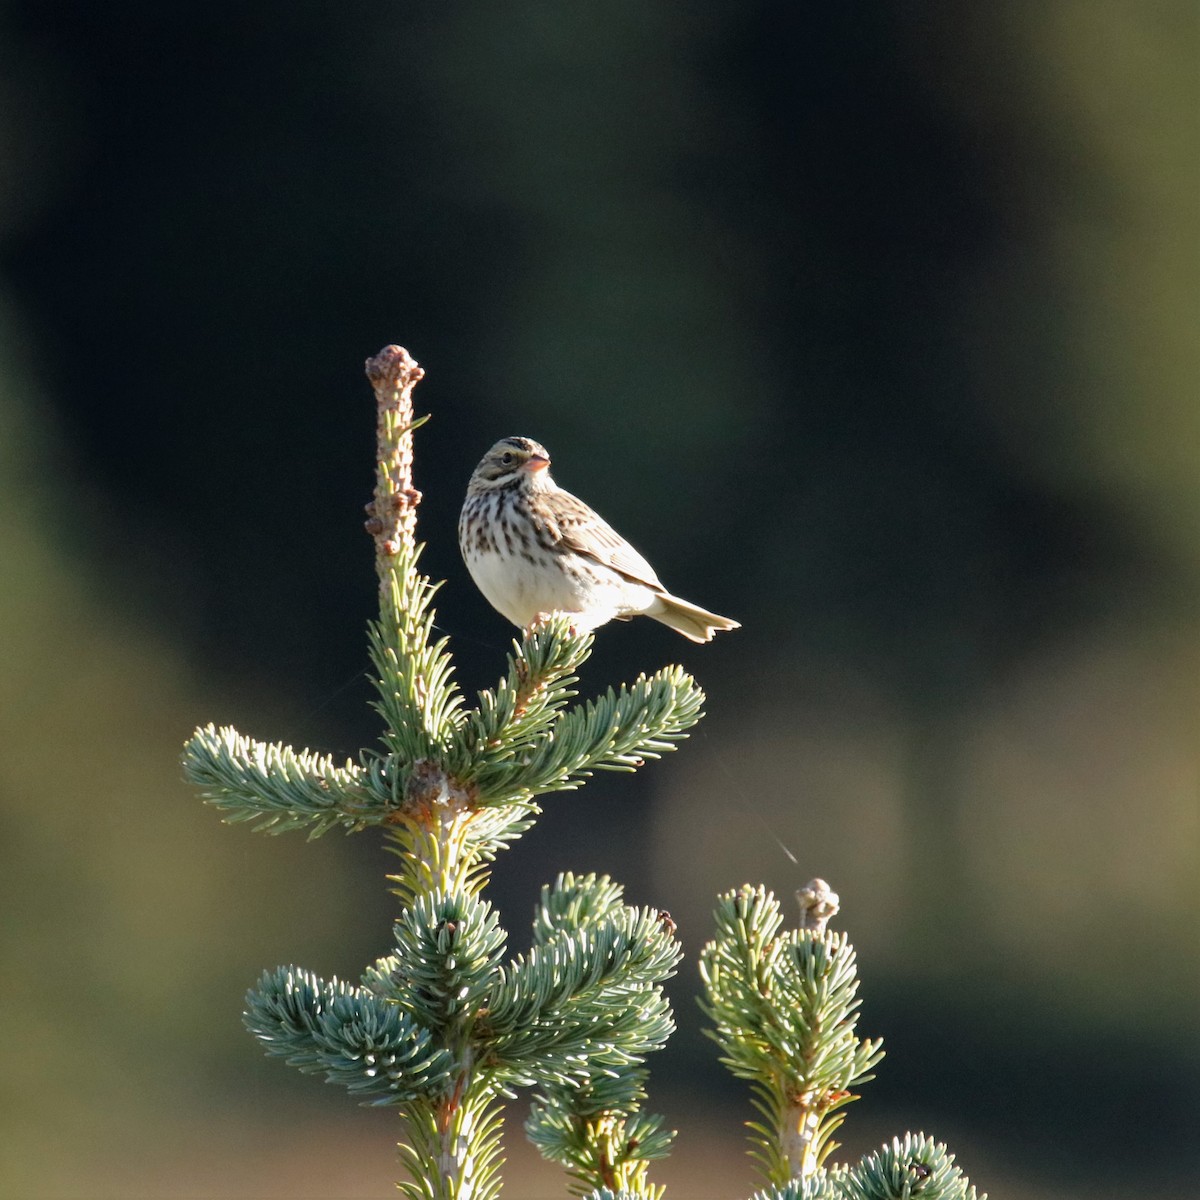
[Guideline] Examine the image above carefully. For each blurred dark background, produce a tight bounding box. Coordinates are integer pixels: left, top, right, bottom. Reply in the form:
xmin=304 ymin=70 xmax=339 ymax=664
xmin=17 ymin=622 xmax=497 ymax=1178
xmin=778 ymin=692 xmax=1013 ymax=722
xmin=1 ymin=3 xmax=1196 ymax=1197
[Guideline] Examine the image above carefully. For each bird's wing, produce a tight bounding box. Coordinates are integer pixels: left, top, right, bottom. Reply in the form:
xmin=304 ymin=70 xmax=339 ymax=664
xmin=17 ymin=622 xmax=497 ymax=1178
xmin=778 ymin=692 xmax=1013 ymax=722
xmin=540 ymin=489 xmax=665 ymax=591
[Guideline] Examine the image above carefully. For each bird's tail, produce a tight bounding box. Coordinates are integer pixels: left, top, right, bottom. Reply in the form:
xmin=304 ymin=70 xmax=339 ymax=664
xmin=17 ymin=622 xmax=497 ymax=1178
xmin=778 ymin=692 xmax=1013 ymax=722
xmin=648 ymin=592 xmax=741 ymax=643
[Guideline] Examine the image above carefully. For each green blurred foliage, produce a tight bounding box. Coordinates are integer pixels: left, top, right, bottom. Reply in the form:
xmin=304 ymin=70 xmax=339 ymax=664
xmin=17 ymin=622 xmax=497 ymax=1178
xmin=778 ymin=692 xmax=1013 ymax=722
xmin=0 ymin=324 xmax=388 ymax=1194
xmin=0 ymin=1 xmax=1195 ymax=1196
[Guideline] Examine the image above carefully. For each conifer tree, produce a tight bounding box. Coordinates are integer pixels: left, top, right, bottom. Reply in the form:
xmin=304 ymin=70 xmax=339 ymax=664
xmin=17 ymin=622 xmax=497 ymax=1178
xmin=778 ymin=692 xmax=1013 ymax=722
xmin=182 ymin=346 xmax=984 ymax=1200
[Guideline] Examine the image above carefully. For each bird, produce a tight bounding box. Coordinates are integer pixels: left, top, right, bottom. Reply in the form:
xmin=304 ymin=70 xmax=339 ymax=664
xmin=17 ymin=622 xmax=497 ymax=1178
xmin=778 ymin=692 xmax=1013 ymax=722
xmin=458 ymin=436 xmax=740 ymax=643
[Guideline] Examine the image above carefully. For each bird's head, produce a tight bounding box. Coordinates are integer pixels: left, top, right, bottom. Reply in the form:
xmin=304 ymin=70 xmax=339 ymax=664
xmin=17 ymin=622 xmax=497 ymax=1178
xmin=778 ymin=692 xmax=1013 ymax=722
xmin=468 ymin=436 xmax=553 ymax=491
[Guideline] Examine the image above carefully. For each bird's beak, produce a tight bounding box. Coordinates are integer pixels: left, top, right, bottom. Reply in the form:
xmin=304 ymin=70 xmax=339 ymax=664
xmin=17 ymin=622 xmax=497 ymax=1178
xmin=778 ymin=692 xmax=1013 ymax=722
xmin=524 ymin=454 xmax=550 ymax=473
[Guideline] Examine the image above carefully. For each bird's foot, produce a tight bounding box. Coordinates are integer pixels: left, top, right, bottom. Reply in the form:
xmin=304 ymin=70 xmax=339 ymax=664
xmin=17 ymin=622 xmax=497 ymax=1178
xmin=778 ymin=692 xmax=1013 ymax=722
xmin=525 ymin=611 xmax=581 ymax=637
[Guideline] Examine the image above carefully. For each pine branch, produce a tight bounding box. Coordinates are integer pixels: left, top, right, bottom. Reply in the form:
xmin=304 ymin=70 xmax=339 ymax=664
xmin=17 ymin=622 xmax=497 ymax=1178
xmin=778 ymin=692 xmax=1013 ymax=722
xmin=527 ymin=1095 xmax=673 ymax=1200
xmin=380 ymin=890 xmax=509 ymax=1032
xmin=369 ymin=547 xmax=466 ymax=765
xmin=446 ymin=616 xmax=593 ymax=777
xmin=700 ymin=883 xmax=885 ymax=1186
xmin=469 ymin=665 xmax=705 ymax=807
xmin=377 ymin=770 xmax=529 ymax=906
xmin=364 ymin=345 xmax=464 ymax=766
xmin=244 ymin=966 xmax=456 ymax=1104
xmin=531 ymin=872 xmax=631 ymax=945
xmin=745 ymin=1176 xmax=842 ymax=1200
xmin=182 ymin=723 xmax=388 ymax=836
xmin=516 ymin=885 xmax=679 ymax=1200
xmin=487 ymin=908 xmax=680 ymax=1076
xmin=845 ymin=1134 xmax=984 ymax=1200
xmin=397 ymin=1091 xmax=507 ymax=1200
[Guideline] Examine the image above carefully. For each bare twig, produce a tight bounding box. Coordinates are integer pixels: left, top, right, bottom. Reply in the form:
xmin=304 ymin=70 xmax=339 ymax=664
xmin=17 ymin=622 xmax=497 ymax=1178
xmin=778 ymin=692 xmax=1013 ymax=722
xmin=365 ymin=344 xmax=427 ymax=588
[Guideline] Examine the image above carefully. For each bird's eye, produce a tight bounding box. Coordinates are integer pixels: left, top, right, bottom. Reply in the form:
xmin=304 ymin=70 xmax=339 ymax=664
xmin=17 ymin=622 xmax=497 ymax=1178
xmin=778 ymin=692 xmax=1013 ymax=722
xmin=500 ymin=452 xmax=515 ymax=465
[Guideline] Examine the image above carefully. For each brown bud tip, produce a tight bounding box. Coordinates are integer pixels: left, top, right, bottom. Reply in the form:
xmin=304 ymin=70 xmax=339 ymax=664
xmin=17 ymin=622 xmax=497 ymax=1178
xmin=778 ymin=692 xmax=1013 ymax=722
xmin=386 ymin=488 xmax=423 ymax=512
xmin=796 ymin=878 xmax=840 ymax=933
xmin=364 ymin=517 xmax=384 ymax=536
xmin=365 ymin=344 xmax=424 ymax=388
